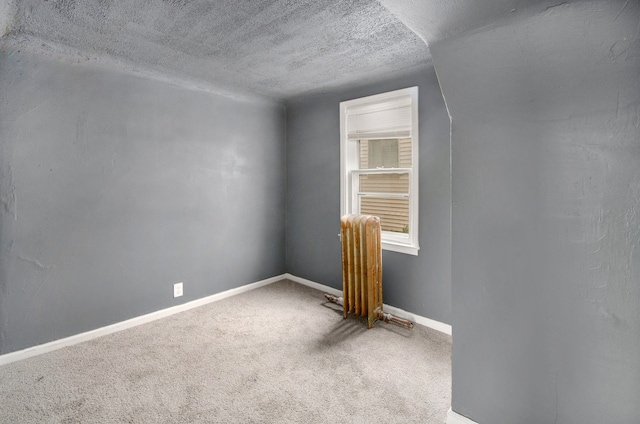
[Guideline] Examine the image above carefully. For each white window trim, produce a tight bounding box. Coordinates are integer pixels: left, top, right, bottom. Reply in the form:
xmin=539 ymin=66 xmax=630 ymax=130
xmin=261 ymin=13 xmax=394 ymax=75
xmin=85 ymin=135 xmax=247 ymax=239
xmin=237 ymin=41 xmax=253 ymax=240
xmin=340 ymin=87 xmax=419 ymax=256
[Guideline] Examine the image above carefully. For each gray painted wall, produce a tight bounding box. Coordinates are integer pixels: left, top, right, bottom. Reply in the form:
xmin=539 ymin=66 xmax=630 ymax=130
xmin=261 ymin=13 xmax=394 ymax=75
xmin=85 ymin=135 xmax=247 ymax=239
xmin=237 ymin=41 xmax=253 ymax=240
xmin=285 ymin=67 xmax=451 ymax=324
xmin=0 ymin=0 xmax=16 ymax=38
xmin=431 ymin=1 xmax=640 ymax=422
xmin=0 ymin=47 xmax=286 ymax=354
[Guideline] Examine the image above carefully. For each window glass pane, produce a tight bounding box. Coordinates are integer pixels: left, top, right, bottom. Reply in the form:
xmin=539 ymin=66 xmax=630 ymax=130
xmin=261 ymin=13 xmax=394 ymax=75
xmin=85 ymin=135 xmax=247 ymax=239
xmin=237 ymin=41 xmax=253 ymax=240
xmin=358 ymin=138 xmax=412 ymax=169
xmin=359 ymin=173 xmax=409 ymax=193
xmin=397 ymin=138 xmax=412 ymax=168
xmin=360 ymin=196 xmax=409 ymax=234
xmin=371 ymin=139 xmax=398 ymax=168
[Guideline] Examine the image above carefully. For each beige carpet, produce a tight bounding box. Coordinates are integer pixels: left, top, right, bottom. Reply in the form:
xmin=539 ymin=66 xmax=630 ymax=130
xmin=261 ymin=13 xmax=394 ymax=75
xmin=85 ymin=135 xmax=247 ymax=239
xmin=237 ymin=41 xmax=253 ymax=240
xmin=0 ymin=279 xmax=451 ymax=423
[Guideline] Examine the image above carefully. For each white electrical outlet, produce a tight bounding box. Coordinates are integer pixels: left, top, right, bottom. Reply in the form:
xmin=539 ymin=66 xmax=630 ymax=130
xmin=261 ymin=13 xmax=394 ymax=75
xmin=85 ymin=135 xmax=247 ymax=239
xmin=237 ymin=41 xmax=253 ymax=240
xmin=173 ymin=282 xmax=183 ymax=298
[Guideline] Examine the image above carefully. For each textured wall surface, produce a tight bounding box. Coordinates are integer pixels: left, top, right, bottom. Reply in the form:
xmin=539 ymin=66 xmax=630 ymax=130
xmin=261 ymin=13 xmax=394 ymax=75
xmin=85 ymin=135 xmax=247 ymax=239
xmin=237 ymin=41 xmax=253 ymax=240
xmin=431 ymin=1 xmax=640 ymax=422
xmin=286 ymin=66 xmax=451 ymax=325
xmin=0 ymin=0 xmax=16 ymax=37
xmin=0 ymin=47 xmax=286 ymax=354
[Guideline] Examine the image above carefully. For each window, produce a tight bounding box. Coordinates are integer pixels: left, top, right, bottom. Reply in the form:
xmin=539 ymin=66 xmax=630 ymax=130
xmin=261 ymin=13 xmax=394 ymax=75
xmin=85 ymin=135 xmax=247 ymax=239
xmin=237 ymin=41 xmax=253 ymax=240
xmin=340 ymin=87 xmax=419 ymax=255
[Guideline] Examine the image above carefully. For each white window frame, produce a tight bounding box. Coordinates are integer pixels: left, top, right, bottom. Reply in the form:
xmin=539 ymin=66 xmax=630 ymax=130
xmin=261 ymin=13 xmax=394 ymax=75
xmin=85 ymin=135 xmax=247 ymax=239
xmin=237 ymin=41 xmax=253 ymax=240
xmin=340 ymin=87 xmax=419 ymax=256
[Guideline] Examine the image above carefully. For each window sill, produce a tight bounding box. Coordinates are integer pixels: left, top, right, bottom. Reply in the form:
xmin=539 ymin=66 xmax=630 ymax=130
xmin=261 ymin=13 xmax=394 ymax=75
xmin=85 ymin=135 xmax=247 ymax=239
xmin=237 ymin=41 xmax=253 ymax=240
xmin=382 ymin=241 xmax=419 ymax=256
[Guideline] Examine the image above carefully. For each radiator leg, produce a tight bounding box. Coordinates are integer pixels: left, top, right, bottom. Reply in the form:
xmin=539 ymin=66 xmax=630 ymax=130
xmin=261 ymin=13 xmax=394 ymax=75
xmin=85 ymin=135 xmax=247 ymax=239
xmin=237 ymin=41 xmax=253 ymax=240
xmin=326 ymin=294 xmax=414 ymax=329
xmin=324 ymin=294 xmax=349 ymax=320
xmin=378 ymin=311 xmax=415 ymax=329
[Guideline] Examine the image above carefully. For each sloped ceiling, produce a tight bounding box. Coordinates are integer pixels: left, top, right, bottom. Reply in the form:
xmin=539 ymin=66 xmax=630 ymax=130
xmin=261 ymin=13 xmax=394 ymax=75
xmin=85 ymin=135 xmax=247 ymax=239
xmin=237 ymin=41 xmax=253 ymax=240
xmin=380 ymin=0 xmax=555 ymax=45
xmin=1 ymin=0 xmax=559 ymax=100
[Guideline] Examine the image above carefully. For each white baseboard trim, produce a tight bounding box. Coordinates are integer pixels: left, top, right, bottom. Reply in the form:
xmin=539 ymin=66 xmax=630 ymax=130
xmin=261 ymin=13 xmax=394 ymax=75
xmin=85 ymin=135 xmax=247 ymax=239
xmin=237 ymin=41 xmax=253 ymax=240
xmin=447 ymin=408 xmax=479 ymax=424
xmin=0 ymin=274 xmax=286 ymax=367
xmin=1 ymin=273 xmax=452 ymax=366
xmin=284 ymin=273 xmax=452 ymax=335
xmin=284 ymin=273 xmax=343 ymax=296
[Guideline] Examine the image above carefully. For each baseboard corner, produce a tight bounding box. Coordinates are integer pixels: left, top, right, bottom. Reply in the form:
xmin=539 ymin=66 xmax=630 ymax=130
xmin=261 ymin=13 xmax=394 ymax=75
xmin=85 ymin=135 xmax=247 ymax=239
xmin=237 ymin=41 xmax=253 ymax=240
xmin=447 ymin=408 xmax=479 ymax=424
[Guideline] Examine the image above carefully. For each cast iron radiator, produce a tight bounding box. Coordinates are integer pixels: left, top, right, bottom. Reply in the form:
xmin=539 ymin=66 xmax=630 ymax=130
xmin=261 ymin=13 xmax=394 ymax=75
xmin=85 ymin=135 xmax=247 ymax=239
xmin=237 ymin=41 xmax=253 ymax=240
xmin=325 ymin=214 xmax=414 ymax=329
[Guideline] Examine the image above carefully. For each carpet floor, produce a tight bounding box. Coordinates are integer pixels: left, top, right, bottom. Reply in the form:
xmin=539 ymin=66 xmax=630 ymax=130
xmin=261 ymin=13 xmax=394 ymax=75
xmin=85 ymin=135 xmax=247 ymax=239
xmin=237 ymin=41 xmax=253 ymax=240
xmin=0 ymin=279 xmax=451 ymax=423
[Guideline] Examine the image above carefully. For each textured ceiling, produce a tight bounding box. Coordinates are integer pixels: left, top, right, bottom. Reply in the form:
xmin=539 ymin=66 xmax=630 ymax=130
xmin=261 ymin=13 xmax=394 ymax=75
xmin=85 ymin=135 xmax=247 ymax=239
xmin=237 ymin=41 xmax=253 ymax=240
xmin=5 ymin=0 xmax=431 ymax=100
xmin=1 ymin=0 xmax=561 ymax=100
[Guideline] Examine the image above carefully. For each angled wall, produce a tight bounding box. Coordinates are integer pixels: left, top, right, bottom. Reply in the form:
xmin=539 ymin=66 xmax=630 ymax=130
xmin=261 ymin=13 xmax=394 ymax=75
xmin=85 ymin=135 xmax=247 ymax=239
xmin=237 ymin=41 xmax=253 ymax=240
xmin=0 ymin=45 xmax=286 ymax=354
xmin=431 ymin=1 xmax=640 ymax=422
xmin=285 ymin=66 xmax=451 ymax=325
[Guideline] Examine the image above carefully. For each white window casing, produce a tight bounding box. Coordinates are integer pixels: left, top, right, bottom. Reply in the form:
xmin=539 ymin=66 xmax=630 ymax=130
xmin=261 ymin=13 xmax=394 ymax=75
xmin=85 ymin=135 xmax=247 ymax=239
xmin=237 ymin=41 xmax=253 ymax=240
xmin=340 ymin=87 xmax=419 ymax=256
